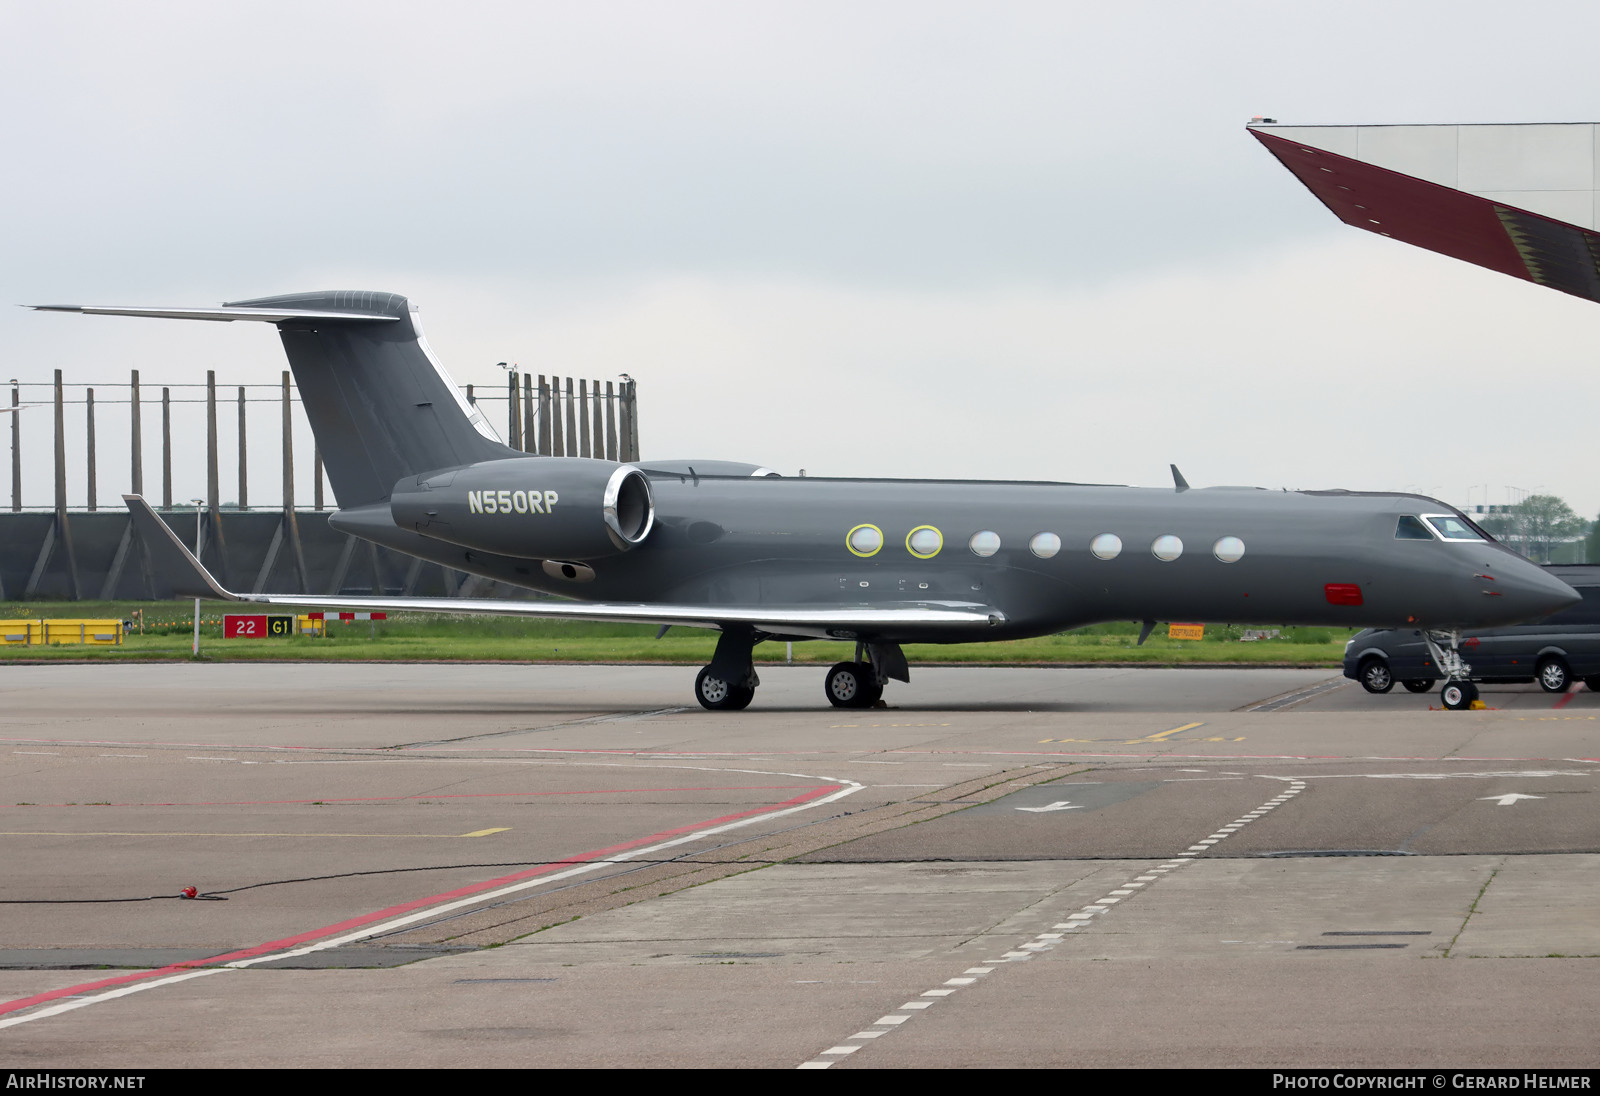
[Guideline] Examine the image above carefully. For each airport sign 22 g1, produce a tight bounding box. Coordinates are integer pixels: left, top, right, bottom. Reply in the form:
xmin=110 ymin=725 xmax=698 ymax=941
xmin=223 ymin=615 xmax=294 ymax=638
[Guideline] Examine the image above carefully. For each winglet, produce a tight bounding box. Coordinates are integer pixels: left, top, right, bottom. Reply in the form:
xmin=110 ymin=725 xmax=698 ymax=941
xmin=1170 ymin=464 xmax=1189 ymax=493
xmin=123 ymin=495 xmax=239 ymax=601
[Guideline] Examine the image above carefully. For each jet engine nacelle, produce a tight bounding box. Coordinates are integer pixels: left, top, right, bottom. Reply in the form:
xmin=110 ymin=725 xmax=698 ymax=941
xmin=390 ymin=457 xmax=655 ymax=560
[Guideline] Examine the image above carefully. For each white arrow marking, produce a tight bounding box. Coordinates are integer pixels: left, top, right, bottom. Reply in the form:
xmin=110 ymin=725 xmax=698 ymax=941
xmin=1016 ymin=801 xmax=1085 ymax=813
xmin=1478 ymin=794 xmax=1545 ymax=806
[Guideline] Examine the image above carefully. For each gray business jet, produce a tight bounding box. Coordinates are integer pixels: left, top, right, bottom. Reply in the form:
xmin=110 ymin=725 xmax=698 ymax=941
xmin=34 ymin=291 xmax=1578 ymax=711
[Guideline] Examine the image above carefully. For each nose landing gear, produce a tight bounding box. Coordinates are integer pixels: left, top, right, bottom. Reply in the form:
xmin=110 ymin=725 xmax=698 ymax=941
xmin=1439 ymin=678 xmax=1480 ymax=711
xmin=1424 ymin=631 xmax=1479 ymax=711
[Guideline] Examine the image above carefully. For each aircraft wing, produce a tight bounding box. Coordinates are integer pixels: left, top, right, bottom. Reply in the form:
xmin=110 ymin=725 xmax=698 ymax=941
xmin=124 ymin=495 xmax=1004 ymax=638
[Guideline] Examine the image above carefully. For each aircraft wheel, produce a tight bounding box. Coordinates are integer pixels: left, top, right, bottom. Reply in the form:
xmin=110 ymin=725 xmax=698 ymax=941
xmin=695 ymin=666 xmax=753 ymax=711
xmin=1586 ymin=675 xmax=1600 ymax=692
xmin=1536 ymin=657 xmax=1571 ymax=693
xmin=1358 ymin=658 xmax=1394 ymax=694
xmin=1401 ymin=680 xmax=1434 ymax=694
xmin=1440 ymin=680 xmax=1479 ymax=711
xmin=825 ymin=661 xmax=871 ymax=708
xmin=857 ymin=666 xmax=884 ymax=707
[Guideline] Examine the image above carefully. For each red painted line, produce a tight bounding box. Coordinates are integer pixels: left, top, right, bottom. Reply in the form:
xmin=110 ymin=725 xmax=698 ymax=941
xmin=0 ymin=783 xmax=838 ymax=1019
xmin=1553 ymin=686 xmax=1580 ymax=711
xmin=0 ymin=786 xmax=817 ymax=810
xmin=2 ymin=737 xmax=357 ymax=753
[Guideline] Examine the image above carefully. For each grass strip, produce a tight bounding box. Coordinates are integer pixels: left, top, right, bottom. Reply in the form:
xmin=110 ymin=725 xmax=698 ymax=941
xmin=1 ymin=600 xmax=1351 ymax=666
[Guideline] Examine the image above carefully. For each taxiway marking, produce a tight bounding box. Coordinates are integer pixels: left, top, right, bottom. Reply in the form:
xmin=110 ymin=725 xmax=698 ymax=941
xmin=0 ymin=769 xmax=864 ymax=1029
xmin=797 ymin=774 xmax=1308 ymax=1068
xmin=0 ymin=829 xmax=518 ymax=839
xmin=1552 ymin=688 xmax=1582 ymax=711
xmin=0 ymin=785 xmax=816 ymax=811
xmin=1126 ymin=722 xmax=1204 ymax=744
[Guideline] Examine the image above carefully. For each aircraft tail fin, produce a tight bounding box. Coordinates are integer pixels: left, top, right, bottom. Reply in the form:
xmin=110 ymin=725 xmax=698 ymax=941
xmin=36 ymin=291 xmax=519 ymax=509
xmin=229 ymin=291 xmax=517 ymax=508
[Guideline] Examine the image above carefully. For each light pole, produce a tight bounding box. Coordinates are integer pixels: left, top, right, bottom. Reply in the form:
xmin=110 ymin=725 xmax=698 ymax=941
xmin=191 ymin=498 xmax=205 ymax=656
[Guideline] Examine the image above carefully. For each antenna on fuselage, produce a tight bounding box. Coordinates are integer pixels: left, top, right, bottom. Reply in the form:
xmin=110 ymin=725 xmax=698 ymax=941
xmin=1170 ymin=465 xmax=1190 ymax=493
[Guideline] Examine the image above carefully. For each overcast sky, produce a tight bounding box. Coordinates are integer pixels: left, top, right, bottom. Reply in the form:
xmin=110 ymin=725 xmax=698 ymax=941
xmin=4 ymin=1 xmax=1598 ymax=518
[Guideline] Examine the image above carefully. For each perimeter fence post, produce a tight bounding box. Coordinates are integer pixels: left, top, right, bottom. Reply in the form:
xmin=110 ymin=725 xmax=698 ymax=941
xmin=129 ymin=369 xmax=142 ymax=497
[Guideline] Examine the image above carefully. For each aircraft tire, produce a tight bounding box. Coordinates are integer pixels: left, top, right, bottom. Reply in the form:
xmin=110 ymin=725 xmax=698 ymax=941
xmin=1536 ymin=657 xmax=1571 ymax=693
xmin=825 ymin=661 xmax=870 ymax=708
xmin=856 ymin=665 xmax=884 ymax=707
xmin=1358 ymin=658 xmax=1394 ymax=694
xmin=695 ymin=665 xmax=753 ymax=711
xmin=1587 ymin=676 xmax=1600 ymax=692
xmin=1440 ymin=680 xmax=1479 ymax=711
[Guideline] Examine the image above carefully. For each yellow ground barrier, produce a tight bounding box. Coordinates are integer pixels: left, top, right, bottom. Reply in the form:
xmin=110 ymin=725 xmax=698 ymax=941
xmin=0 ymin=620 xmax=43 ymax=645
xmin=0 ymin=619 xmax=124 ymax=646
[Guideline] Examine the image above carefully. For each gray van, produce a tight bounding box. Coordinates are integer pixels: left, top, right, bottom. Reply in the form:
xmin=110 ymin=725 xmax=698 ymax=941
xmin=1344 ymin=565 xmax=1600 ymax=694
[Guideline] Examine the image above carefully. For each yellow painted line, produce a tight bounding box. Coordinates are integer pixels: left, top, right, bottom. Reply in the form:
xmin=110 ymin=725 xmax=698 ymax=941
xmin=461 ymin=827 xmax=511 ymax=838
xmin=1125 ymin=722 xmax=1204 ymax=744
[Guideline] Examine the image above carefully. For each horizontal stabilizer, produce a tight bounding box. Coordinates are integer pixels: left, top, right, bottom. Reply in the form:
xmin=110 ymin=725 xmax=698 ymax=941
xmin=28 ymin=304 xmax=398 ymax=323
xmin=123 ymin=495 xmax=1004 ymax=638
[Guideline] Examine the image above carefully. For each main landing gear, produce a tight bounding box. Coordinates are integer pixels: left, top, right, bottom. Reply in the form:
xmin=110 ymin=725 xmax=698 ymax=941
xmin=822 ymin=641 xmax=909 ymax=709
xmin=694 ymin=664 xmax=756 ymax=711
xmin=824 ymin=660 xmax=883 ymax=709
xmin=693 ymin=628 xmax=763 ymax=711
xmin=691 ymin=632 xmax=910 ymax=711
xmin=1423 ymin=630 xmax=1479 ymax=711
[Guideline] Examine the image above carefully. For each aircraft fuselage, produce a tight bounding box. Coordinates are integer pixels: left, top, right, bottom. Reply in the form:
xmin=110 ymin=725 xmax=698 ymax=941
xmin=352 ymin=465 xmax=1574 ymax=643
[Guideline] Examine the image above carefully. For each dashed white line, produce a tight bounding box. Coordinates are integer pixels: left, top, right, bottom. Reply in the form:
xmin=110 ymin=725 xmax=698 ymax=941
xmin=796 ymin=775 xmax=1309 ymax=1068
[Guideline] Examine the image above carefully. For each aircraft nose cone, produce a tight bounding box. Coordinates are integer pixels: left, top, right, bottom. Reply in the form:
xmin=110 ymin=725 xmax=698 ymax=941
xmin=1492 ymin=559 xmax=1581 ymax=622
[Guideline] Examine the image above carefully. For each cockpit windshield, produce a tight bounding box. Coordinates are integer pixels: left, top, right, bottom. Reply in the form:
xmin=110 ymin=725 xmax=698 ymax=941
xmin=1395 ymin=515 xmax=1433 ymax=540
xmin=1422 ymin=514 xmax=1484 ymax=542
